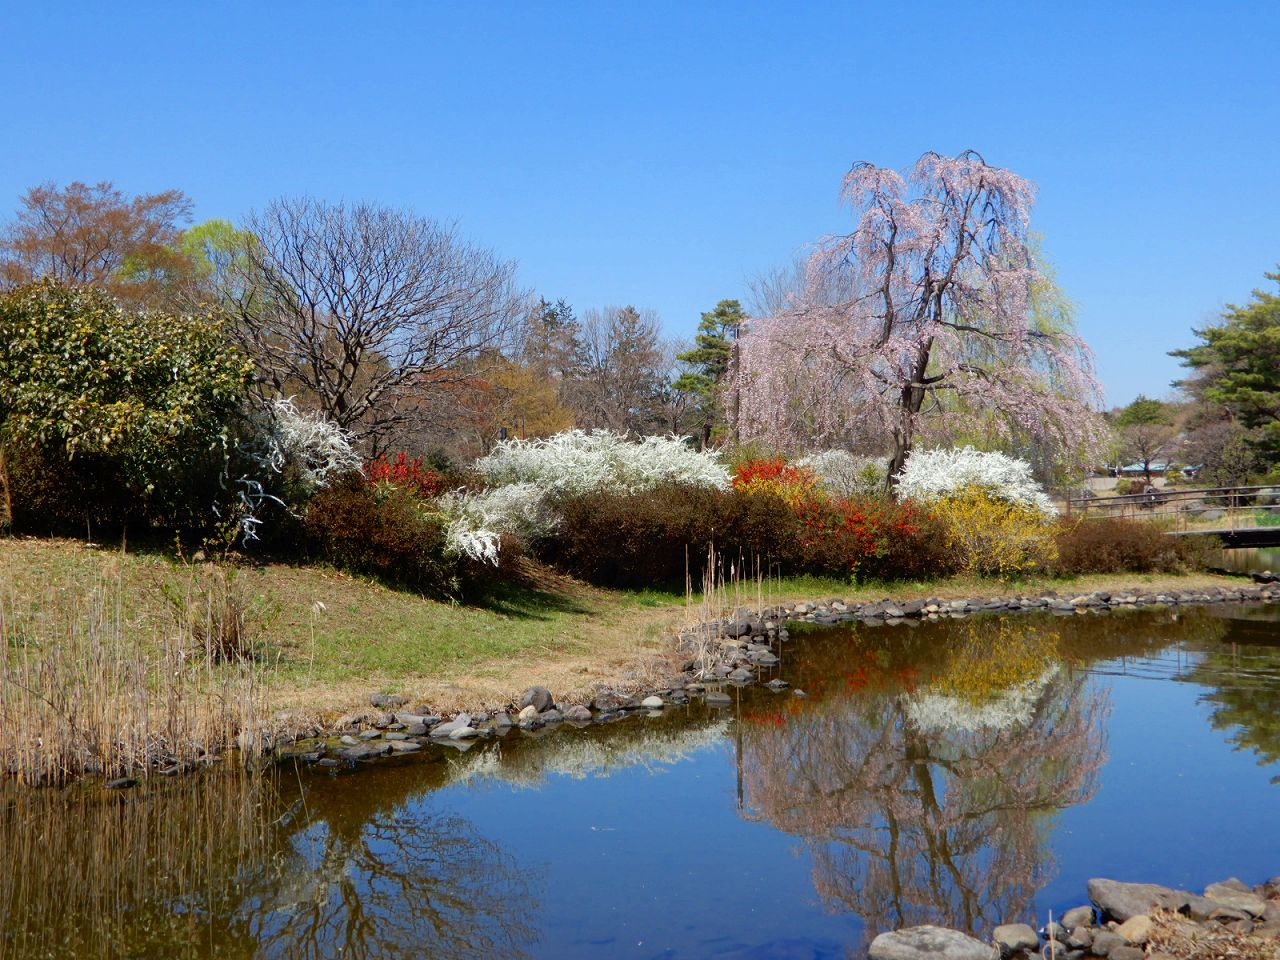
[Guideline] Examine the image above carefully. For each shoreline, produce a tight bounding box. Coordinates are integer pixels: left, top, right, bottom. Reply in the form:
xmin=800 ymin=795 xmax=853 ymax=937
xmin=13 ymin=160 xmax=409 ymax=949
xmin=285 ymin=577 xmax=1280 ymax=771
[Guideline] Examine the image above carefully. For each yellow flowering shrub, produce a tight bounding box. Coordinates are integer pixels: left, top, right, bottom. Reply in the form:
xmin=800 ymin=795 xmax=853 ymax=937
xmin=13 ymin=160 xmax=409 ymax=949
xmin=933 ymin=485 xmax=1057 ymax=578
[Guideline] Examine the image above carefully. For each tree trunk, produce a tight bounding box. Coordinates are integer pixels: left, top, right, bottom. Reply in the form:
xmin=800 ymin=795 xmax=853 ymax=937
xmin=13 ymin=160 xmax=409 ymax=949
xmin=885 ymin=338 xmax=935 ymax=489
xmin=0 ymin=442 xmax=12 ymax=532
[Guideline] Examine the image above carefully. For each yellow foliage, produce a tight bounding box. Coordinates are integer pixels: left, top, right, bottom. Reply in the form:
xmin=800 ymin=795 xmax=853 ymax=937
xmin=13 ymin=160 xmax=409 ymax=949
xmin=932 ymin=618 xmax=1060 ymax=703
xmin=933 ymin=486 xmax=1056 ymax=578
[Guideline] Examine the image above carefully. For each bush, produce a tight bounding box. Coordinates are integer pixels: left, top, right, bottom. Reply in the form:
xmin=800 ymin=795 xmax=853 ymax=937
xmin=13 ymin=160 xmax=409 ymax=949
xmin=366 ymin=451 xmax=450 ymax=499
xmin=896 ymin=446 xmax=1057 ymax=515
xmin=1052 ymin=517 xmax=1209 ymax=576
xmin=931 ymin=487 xmax=1057 ymax=578
xmin=793 ymin=450 xmax=887 ymax=498
xmin=474 ymin=430 xmax=730 ymax=496
xmin=539 ymin=484 xmax=805 ymax=588
xmin=4 ymin=441 xmax=144 ymax=536
xmin=303 ymin=474 xmax=460 ymax=595
xmin=0 ymin=280 xmax=252 ymax=532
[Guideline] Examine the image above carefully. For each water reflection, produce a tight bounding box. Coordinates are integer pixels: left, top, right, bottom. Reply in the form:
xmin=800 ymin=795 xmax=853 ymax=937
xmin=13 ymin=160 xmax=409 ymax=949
xmin=739 ymin=617 xmax=1107 ymax=946
xmin=0 ymin=759 xmax=539 ymax=960
xmin=1178 ymin=608 xmax=1280 ymax=780
xmin=2 ymin=604 xmax=1277 ymax=959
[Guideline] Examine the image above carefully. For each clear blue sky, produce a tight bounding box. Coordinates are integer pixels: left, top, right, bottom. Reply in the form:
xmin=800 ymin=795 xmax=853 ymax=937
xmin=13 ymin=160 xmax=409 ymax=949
xmin=3 ymin=1 xmax=1277 ymax=406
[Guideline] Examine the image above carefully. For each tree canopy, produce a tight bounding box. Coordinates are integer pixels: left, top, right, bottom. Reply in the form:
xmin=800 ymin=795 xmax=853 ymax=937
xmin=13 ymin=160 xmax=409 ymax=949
xmin=733 ymin=151 xmax=1104 ymax=480
xmin=1172 ymin=268 xmax=1280 ymax=454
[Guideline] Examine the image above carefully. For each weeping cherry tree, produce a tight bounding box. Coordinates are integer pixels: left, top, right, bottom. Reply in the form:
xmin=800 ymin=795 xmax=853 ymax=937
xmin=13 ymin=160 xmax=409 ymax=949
xmin=733 ymin=151 xmax=1104 ymax=482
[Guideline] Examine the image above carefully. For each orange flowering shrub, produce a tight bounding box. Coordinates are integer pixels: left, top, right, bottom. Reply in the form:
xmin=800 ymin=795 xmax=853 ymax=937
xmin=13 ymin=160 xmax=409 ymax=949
xmin=733 ymin=457 xmax=936 ymax=579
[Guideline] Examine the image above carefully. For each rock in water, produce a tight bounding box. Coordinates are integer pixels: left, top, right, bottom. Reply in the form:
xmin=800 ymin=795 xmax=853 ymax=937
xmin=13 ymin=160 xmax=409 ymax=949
xmin=869 ymin=926 xmax=998 ymax=960
xmin=640 ymin=695 xmax=664 ymax=709
xmin=562 ymin=705 xmax=592 ymax=722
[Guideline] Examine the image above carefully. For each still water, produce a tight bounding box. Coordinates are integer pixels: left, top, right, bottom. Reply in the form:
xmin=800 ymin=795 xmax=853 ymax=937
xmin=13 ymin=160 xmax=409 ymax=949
xmin=4 ymin=604 xmax=1279 ymax=959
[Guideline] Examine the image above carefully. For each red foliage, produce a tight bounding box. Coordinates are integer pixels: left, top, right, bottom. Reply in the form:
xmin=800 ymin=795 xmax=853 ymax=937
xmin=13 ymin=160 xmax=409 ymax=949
xmin=734 ymin=457 xmax=924 ymax=576
xmin=365 ymin=452 xmax=449 ymax=499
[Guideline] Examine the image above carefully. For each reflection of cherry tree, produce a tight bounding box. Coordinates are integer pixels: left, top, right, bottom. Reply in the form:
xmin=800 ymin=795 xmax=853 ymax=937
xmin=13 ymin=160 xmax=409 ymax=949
xmin=740 ymin=619 xmax=1108 ymax=945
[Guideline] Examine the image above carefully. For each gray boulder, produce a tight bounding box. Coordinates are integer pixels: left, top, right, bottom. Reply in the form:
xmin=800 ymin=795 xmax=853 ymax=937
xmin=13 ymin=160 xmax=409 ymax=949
xmin=1204 ymin=880 xmax=1269 ymax=917
xmin=519 ymin=686 xmax=555 ymax=712
xmin=370 ymin=693 xmax=408 ymax=709
xmin=1088 ymin=878 xmax=1187 ymax=921
xmin=562 ymin=705 xmax=592 ymax=722
xmin=430 ymin=713 xmax=472 ymax=738
xmin=869 ymin=926 xmax=998 ymax=960
xmin=993 ymin=923 xmax=1038 ymax=955
xmin=592 ymin=689 xmax=633 ymax=712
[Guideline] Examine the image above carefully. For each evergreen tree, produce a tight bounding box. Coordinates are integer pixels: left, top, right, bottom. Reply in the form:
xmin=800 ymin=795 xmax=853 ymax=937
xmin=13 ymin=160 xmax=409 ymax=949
xmin=674 ymin=299 xmax=744 ymax=447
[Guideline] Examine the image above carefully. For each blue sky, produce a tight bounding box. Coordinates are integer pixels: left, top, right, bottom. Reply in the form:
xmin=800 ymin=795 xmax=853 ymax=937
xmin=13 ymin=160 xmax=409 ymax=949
xmin=2 ymin=1 xmax=1277 ymax=406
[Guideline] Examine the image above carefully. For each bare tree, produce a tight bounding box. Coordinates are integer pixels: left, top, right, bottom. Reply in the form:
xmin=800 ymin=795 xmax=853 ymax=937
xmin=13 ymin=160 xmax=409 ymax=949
xmin=226 ymin=197 xmax=525 ymax=447
xmin=570 ymin=305 xmax=668 ymax=434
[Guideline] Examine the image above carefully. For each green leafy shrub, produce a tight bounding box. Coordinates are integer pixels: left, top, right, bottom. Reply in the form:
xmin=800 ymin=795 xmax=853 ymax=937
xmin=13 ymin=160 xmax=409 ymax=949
xmin=0 ymin=280 xmax=252 ymax=533
xmin=1052 ymin=517 xmax=1209 ymax=575
xmin=539 ymin=484 xmax=805 ymax=588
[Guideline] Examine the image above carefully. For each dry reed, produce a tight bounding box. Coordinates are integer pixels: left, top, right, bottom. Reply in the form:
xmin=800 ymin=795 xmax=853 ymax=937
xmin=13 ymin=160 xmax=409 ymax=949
xmin=0 ymin=568 xmax=270 ymax=785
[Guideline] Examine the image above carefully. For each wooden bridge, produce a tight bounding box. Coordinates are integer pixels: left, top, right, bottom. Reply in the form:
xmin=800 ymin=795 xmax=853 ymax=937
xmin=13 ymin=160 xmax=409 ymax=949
xmin=1065 ymin=485 xmax=1280 ymax=549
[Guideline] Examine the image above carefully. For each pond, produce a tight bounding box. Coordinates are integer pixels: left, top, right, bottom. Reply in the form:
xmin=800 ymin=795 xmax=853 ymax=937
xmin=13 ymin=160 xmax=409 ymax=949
xmin=4 ymin=604 xmax=1279 ymax=959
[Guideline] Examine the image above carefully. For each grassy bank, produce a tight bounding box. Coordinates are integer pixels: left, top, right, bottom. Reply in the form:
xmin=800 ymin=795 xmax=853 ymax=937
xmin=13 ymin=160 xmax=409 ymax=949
xmin=0 ymin=536 xmax=1257 ymax=766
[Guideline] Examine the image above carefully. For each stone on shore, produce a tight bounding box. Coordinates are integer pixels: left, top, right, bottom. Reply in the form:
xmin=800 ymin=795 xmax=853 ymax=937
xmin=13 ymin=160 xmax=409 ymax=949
xmin=993 ymin=923 xmax=1038 ymax=955
xmin=869 ymin=925 xmax=998 ymax=960
xmin=562 ymin=704 xmax=592 ymax=722
xmin=1204 ymin=880 xmax=1270 ymax=917
xmin=1114 ymin=914 xmax=1153 ymax=945
xmin=1061 ymin=906 xmax=1094 ymax=928
xmin=519 ymin=686 xmax=554 ymax=713
xmin=1089 ymin=878 xmax=1192 ymax=921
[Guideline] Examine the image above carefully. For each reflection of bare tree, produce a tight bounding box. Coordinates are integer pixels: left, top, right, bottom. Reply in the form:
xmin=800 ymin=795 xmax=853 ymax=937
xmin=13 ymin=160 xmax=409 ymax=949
xmin=245 ymin=768 xmax=539 ymax=960
xmin=0 ymin=761 xmax=539 ymax=960
xmin=741 ymin=618 xmax=1109 ymax=947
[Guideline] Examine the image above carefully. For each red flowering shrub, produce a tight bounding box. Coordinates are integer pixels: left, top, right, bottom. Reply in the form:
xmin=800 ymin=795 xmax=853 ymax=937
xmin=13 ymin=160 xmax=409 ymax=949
xmin=733 ymin=457 xmax=945 ymax=579
xmin=366 ymin=452 xmax=450 ymax=499
xmin=732 ymin=458 xmax=819 ymax=506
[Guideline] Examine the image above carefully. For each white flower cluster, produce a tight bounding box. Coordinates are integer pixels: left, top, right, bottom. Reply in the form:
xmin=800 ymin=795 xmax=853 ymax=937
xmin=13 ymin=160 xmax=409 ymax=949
xmin=248 ymin=397 xmax=362 ymax=492
xmin=895 ymin=446 xmax=1057 ymax=516
xmin=443 ymin=430 xmax=729 ymax=564
xmin=904 ymin=665 xmax=1059 ymax=734
xmin=474 ymin=429 xmax=731 ymax=496
xmin=793 ymin=450 xmax=887 ymax=498
xmin=439 ymin=482 xmax=556 ymax=565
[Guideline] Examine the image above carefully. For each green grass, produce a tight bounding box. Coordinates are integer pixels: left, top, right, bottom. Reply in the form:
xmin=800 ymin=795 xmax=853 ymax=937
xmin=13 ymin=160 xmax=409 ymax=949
xmin=0 ymin=536 xmax=1255 ymax=719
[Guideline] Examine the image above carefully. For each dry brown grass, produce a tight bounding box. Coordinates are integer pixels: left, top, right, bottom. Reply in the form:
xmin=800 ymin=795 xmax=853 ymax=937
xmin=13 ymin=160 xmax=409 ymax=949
xmin=1148 ymin=909 xmax=1280 ymax=960
xmin=0 ymin=561 xmax=269 ymax=784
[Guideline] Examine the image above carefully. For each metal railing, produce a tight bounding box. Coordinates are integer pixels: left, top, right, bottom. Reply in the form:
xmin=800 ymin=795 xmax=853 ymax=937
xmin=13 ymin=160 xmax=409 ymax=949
xmin=1065 ymin=484 xmax=1280 ymax=533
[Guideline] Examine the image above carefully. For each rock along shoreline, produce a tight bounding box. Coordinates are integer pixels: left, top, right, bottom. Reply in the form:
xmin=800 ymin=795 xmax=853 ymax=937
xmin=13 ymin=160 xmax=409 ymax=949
xmin=870 ymin=874 xmax=1280 ymax=960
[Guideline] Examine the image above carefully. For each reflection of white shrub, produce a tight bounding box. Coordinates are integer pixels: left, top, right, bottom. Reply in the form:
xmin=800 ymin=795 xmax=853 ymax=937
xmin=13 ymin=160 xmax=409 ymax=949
xmin=475 ymin=430 xmax=730 ymax=495
xmin=794 ymin=450 xmax=887 ymax=498
xmin=446 ymin=430 xmax=730 ymax=563
xmin=446 ymin=719 xmax=730 ymax=787
xmin=896 ymin=446 xmax=1056 ymax=516
xmin=904 ymin=665 xmax=1059 ymax=733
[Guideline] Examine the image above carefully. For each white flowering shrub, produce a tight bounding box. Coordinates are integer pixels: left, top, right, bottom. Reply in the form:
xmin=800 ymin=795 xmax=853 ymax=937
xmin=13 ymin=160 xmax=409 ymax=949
xmin=895 ymin=446 xmax=1056 ymax=516
xmin=794 ymin=450 xmax=887 ymax=498
xmin=246 ymin=398 xmax=362 ymax=492
xmin=438 ymin=483 xmax=556 ymax=564
xmin=474 ymin=430 xmax=730 ymax=496
xmin=444 ymin=430 xmax=729 ymax=564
